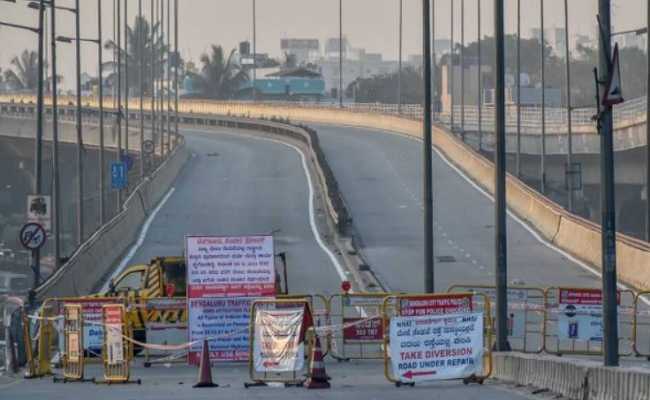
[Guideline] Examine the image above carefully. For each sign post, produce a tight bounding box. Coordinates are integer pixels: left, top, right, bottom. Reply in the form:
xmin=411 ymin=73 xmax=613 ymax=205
xmin=27 ymin=195 xmax=51 ymax=235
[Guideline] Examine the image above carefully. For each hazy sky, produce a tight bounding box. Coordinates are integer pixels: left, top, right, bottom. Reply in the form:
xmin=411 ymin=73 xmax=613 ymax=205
xmin=0 ymin=0 xmax=645 ymax=91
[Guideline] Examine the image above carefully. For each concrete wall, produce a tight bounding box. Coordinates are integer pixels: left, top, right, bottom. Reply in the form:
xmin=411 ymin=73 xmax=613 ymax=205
xmin=493 ymin=352 xmax=650 ymax=400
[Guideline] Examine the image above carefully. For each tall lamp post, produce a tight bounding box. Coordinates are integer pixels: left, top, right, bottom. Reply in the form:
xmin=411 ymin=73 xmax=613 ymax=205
xmin=0 ymin=1 xmax=46 ymax=290
xmin=339 ymin=0 xmax=343 ymax=107
xmin=398 ymin=0 xmax=402 ymax=113
xmin=422 ymin=0 xmax=434 ymax=293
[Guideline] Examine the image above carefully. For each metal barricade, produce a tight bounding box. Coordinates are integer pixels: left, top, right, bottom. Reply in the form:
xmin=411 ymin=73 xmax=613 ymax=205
xmin=278 ymin=293 xmax=329 ymax=356
xmin=98 ymin=303 xmax=139 ymax=384
xmin=633 ymin=291 xmax=650 ymax=357
xmin=54 ymin=304 xmax=93 ymax=383
xmin=447 ymin=285 xmax=546 ymax=353
xmin=246 ymin=298 xmax=313 ymax=387
xmin=36 ymin=304 xmax=56 ymax=377
xmin=142 ymin=297 xmax=188 ymax=367
xmin=328 ymin=293 xmax=391 ymax=361
xmin=21 ymin=307 xmax=36 ymax=379
xmin=382 ymin=293 xmax=493 ymax=387
xmin=543 ymin=287 xmax=635 ymax=356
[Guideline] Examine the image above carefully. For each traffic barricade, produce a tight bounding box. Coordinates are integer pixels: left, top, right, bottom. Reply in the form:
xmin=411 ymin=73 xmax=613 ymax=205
xmin=633 ymin=291 xmax=650 ymax=357
xmin=382 ymin=292 xmax=493 ymax=387
xmin=141 ymin=297 xmax=188 ymax=367
xmin=328 ymin=293 xmax=391 ymax=361
xmin=21 ymin=307 xmax=36 ymax=379
xmin=447 ymin=284 xmax=545 ymax=353
xmin=53 ymin=304 xmax=93 ymax=383
xmin=245 ymin=298 xmax=313 ymax=388
xmin=278 ymin=293 xmax=329 ymax=356
xmin=38 ymin=297 xmax=124 ymax=366
xmin=36 ymin=304 xmax=56 ymax=377
xmin=543 ymin=287 xmax=635 ymax=356
xmin=97 ymin=303 xmax=140 ymax=385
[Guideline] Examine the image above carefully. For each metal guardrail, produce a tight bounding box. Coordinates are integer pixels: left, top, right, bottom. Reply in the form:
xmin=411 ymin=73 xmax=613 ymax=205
xmin=1 ymin=93 xmax=647 ymax=134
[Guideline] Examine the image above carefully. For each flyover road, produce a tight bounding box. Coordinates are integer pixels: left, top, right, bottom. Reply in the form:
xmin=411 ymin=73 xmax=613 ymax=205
xmin=314 ymin=124 xmax=601 ymax=293
xmin=0 ymin=127 xmax=537 ymax=399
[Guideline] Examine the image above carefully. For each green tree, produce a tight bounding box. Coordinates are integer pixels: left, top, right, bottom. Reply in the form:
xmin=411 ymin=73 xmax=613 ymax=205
xmin=3 ymin=50 xmax=40 ymax=91
xmin=349 ymin=66 xmax=423 ymax=104
xmin=189 ymin=45 xmax=248 ymax=100
xmin=103 ymin=15 xmax=170 ymax=96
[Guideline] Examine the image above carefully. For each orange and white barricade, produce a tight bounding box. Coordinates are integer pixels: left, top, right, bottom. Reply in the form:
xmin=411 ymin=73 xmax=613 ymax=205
xmin=97 ymin=304 xmax=140 ymax=385
xmin=382 ymin=292 xmax=493 ymax=387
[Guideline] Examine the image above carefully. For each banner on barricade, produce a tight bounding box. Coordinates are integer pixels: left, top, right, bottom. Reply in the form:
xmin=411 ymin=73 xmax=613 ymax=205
xmin=185 ymin=235 xmax=276 ymax=298
xmin=399 ymin=294 xmax=472 ymax=317
xmin=188 ymin=297 xmax=253 ymax=364
xmin=253 ymin=308 xmax=306 ymax=373
xmin=557 ymin=288 xmax=618 ymax=341
xmin=58 ymin=299 xmax=119 ymax=352
xmin=389 ymin=313 xmax=484 ymax=382
xmin=105 ymin=305 xmax=125 ymax=365
xmin=343 ymin=317 xmax=383 ymax=343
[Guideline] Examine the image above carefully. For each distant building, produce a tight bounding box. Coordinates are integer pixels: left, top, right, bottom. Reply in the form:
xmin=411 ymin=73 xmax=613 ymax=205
xmin=236 ymin=66 xmax=324 ymax=102
xmin=281 ymin=39 xmax=320 ymax=64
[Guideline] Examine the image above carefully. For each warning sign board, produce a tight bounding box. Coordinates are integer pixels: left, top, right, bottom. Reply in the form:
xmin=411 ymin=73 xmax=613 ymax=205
xmin=602 ymin=43 xmax=624 ymax=106
xmin=68 ymin=332 xmax=81 ymax=362
xmin=253 ymin=308 xmax=306 ymax=373
xmin=389 ymin=313 xmax=484 ymax=382
xmin=399 ymin=294 xmax=473 ymax=317
xmin=20 ymin=223 xmax=46 ymax=251
xmin=185 ymin=235 xmax=276 ymax=298
xmin=104 ymin=305 xmax=125 ymax=365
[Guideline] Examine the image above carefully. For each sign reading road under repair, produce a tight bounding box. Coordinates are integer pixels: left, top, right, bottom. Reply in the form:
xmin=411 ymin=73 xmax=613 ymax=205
xmin=389 ymin=313 xmax=484 ymax=382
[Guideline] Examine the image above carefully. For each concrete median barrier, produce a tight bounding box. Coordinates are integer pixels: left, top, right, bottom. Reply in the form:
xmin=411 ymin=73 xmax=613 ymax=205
xmin=493 ymin=352 xmax=650 ymax=400
xmin=34 ymin=140 xmax=189 ymax=300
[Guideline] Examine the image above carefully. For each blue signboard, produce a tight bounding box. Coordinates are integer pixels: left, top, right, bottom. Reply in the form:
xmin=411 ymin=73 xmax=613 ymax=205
xmin=111 ymin=162 xmax=128 ymax=190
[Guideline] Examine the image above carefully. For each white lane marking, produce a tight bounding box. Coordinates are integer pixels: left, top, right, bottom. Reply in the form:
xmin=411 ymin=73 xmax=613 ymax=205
xmin=102 ymin=188 xmax=176 ymax=291
xmin=351 ymin=125 xmax=633 ymax=291
xmin=189 ymin=129 xmax=347 ymax=282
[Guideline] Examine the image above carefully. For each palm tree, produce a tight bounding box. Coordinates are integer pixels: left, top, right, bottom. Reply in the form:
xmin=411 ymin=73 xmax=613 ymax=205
xmin=3 ymin=50 xmax=39 ymax=91
xmin=103 ymin=15 xmax=169 ymax=96
xmin=191 ymin=45 xmax=248 ymax=100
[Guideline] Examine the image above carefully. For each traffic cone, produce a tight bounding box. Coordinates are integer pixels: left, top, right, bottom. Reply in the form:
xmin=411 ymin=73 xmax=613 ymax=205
xmin=193 ymin=340 xmax=218 ymax=388
xmin=305 ymin=336 xmax=330 ymax=389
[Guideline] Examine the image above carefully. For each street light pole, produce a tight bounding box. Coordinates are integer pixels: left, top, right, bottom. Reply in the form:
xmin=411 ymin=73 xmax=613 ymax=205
xmin=450 ymin=0 xmax=454 ymax=132
xmin=150 ymin=0 xmax=155 ymax=171
xmin=460 ymin=0 xmax=465 ymax=139
xmin=98 ymin=0 xmax=105 ymax=226
xmin=540 ymin=0 xmax=547 ymax=195
xmin=398 ymin=0 xmax=402 ymax=113
xmin=159 ymin=0 xmax=164 ymax=159
xmin=166 ymin=0 xmax=171 ymax=152
xmin=494 ymin=0 xmax=510 ymax=352
xmin=124 ymin=0 xmax=130 ymax=176
xmin=74 ymin=0 xmax=84 ymax=243
xmin=598 ymin=0 xmax=619 ymax=368
xmin=116 ymin=0 xmax=123 ymax=212
xmin=174 ymin=0 xmax=178 ymax=144
xmin=647 ymin=0 xmax=650 ymax=242
xmin=423 ymin=0 xmax=434 ymax=293
xmin=516 ymin=0 xmax=521 ymax=178
xmin=477 ymin=0 xmax=482 ymax=151
xmin=253 ymin=0 xmax=257 ymax=101
xmin=50 ymin=0 xmax=61 ymax=270
xmin=139 ymin=0 xmax=144 ymax=182
xmin=339 ymin=0 xmax=343 ymax=107
xmin=564 ymin=0 xmax=574 ymax=212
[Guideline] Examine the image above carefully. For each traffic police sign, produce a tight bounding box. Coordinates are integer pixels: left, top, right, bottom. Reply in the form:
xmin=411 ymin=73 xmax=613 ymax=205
xmin=20 ymin=222 xmax=46 ymax=251
xmin=111 ymin=162 xmax=128 ymax=190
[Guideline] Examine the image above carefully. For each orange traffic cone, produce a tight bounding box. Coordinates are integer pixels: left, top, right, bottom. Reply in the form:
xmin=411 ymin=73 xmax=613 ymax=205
xmin=305 ymin=336 xmax=330 ymax=389
xmin=193 ymin=340 xmax=218 ymax=388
